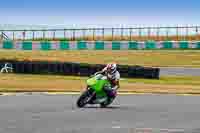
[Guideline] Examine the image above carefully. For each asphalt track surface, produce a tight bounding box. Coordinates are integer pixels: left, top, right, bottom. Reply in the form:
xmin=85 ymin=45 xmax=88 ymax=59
xmin=0 ymin=94 xmax=200 ymax=133
xmin=160 ymin=67 xmax=200 ymax=76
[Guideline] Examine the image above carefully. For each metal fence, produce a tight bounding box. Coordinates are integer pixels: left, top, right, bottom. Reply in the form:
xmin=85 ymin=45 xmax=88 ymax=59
xmin=1 ymin=26 xmax=200 ymax=41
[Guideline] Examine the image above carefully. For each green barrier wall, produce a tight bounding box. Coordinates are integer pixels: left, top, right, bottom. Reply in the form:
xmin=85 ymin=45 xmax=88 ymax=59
xmin=22 ymin=41 xmax=32 ymax=50
xmin=41 ymin=41 xmax=51 ymax=50
xmin=179 ymin=41 xmax=189 ymax=49
xmin=77 ymin=41 xmax=87 ymax=50
xmin=1 ymin=40 xmax=200 ymax=50
xmin=162 ymin=41 xmax=173 ymax=49
xmin=128 ymin=41 xmax=138 ymax=49
xmin=3 ymin=41 xmax=13 ymax=49
xmin=112 ymin=41 xmax=121 ymax=50
xmin=60 ymin=41 xmax=69 ymax=50
xmin=145 ymin=41 xmax=156 ymax=49
xmin=197 ymin=42 xmax=200 ymax=49
xmin=95 ymin=41 xmax=104 ymax=50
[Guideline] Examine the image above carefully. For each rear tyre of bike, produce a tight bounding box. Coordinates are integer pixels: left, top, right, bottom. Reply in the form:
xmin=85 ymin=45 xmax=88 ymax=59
xmin=76 ymin=90 xmax=92 ymax=108
xmin=100 ymin=97 xmax=114 ymax=108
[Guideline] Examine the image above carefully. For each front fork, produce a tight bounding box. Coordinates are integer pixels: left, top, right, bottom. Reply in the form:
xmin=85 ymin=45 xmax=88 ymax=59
xmin=85 ymin=86 xmax=96 ymax=104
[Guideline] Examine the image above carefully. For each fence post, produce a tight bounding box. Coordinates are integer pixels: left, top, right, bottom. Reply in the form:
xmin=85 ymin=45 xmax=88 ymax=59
xmin=32 ymin=31 xmax=35 ymax=40
xmin=156 ymin=27 xmax=160 ymax=41
xmin=93 ymin=28 xmax=95 ymax=41
xmin=196 ymin=26 xmax=198 ymax=41
xmin=129 ymin=28 xmax=132 ymax=41
xmin=53 ymin=30 xmax=56 ymax=40
xmin=166 ymin=27 xmax=169 ymax=41
xmin=64 ymin=29 xmax=66 ymax=39
xmin=176 ymin=27 xmax=179 ymax=41
xmin=185 ymin=26 xmax=187 ymax=41
xmin=83 ymin=29 xmax=86 ymax=41
xmin=23 ymin=30 xmax=26 ymax=41
xmin=139 ymin=28 xmax=142 ymax=41
xmin=12 ymin=31 xmax=15 ymax=40
xmin=43 ymin=30 xmax=45 ymax=40
xmin=73 ymin=29 xmax=75 ymax=41
xmin=112 ymin=28 xmax=114 ymax=41
xmin=102 ymin=28 xmax=104 ymax=41
xmin=121 ymin=27 xmax=123 ymax=41
xmin=148 ymin=27 xmax=151 ymax=41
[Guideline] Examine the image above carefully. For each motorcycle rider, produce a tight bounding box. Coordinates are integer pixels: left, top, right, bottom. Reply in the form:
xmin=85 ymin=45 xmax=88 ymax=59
xmin=94 ymin=63 xmax=120 ymax=102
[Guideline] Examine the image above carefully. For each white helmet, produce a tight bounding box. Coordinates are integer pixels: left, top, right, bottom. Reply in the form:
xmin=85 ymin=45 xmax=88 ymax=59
xmin=106 ymin=63 xmax=117 ymax=75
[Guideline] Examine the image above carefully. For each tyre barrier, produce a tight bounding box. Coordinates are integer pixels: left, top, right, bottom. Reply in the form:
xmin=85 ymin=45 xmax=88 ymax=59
xmin=0 ymin=60 xmax=160 ymax=79
xmin=0 ymin=62 xmax=13 ymax=73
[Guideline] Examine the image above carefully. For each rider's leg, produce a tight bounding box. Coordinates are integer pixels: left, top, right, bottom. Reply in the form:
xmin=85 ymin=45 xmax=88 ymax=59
xmin=103 ymin=86 xmax=116 ymax=99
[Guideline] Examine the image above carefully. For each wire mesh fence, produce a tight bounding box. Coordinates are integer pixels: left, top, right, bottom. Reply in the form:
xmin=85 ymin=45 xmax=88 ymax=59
xmin=1 ymin=26 xmax=200 ymax=41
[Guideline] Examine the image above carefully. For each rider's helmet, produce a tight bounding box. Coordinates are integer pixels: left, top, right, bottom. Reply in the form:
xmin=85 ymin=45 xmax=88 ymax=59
xmin=106 ymin=63 xmax=117 ymax=75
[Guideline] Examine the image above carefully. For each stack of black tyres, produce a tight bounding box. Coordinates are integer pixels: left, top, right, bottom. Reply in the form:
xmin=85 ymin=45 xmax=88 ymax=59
xmin=0 ymin=60 xmax=160 ymax=79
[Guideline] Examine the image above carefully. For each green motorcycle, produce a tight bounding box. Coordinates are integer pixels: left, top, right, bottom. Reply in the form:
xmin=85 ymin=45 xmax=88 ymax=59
xmin=76 ymin=74 xmax=117 ymax=108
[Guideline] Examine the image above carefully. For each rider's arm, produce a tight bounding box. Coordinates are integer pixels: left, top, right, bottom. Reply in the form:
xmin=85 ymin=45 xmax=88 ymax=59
xmin=94 ymin=70 xmax=104 ymax=75
xmin=112 ymin=80 xmax=120 ymax=90
xmin=111 ymin=72 xmax=120 ymax=90
xmin=94 ymin=67 xmax=107 ymax=75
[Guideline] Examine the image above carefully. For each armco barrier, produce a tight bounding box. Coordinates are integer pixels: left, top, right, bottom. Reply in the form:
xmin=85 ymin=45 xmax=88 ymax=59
xmin=1 ymin=40 xmax=200 ymax=50
xmin=0 ymin=60 xmax=159 ymax=79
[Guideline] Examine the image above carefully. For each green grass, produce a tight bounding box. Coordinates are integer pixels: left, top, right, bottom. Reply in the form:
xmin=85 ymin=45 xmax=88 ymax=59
xmin=1 ymin=74 xmax=200 ymax=86
xmin=125 ymin=76 xmax=200 ymax=86
xmin=0 ymin=74 xmax=200 ymax=93
xmin=1 ymin=50 xmax=200 ymax=67
xmin=31 ymin=74 xmax=200 ymax=86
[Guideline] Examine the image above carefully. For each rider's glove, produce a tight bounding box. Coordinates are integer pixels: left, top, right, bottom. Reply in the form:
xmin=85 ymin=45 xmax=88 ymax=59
xmin=111 ymin=85 xmax=118 ymax=90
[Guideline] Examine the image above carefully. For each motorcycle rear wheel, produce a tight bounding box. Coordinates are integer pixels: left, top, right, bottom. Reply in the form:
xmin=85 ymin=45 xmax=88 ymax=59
xmin=100 ymin=97 xmax=114 ymax=108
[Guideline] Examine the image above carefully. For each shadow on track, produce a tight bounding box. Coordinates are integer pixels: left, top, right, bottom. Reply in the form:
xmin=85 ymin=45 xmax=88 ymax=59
xmin=83 ymin=106 xmax=120 ymax=109
xmin=76 ymin=105 xmax=132 ymax=110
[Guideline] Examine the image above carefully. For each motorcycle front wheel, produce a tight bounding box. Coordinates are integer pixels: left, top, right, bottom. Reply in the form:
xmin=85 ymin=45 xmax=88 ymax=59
xmin=76 ymin=89 xmax=93 ymax=108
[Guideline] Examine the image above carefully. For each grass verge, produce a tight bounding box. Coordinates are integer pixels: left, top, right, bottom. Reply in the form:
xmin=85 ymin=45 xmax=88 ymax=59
xmin=1 ymin=50 xmax=200 ymax=68
xmin=0 ymin=74 xmax=200 ymax=94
